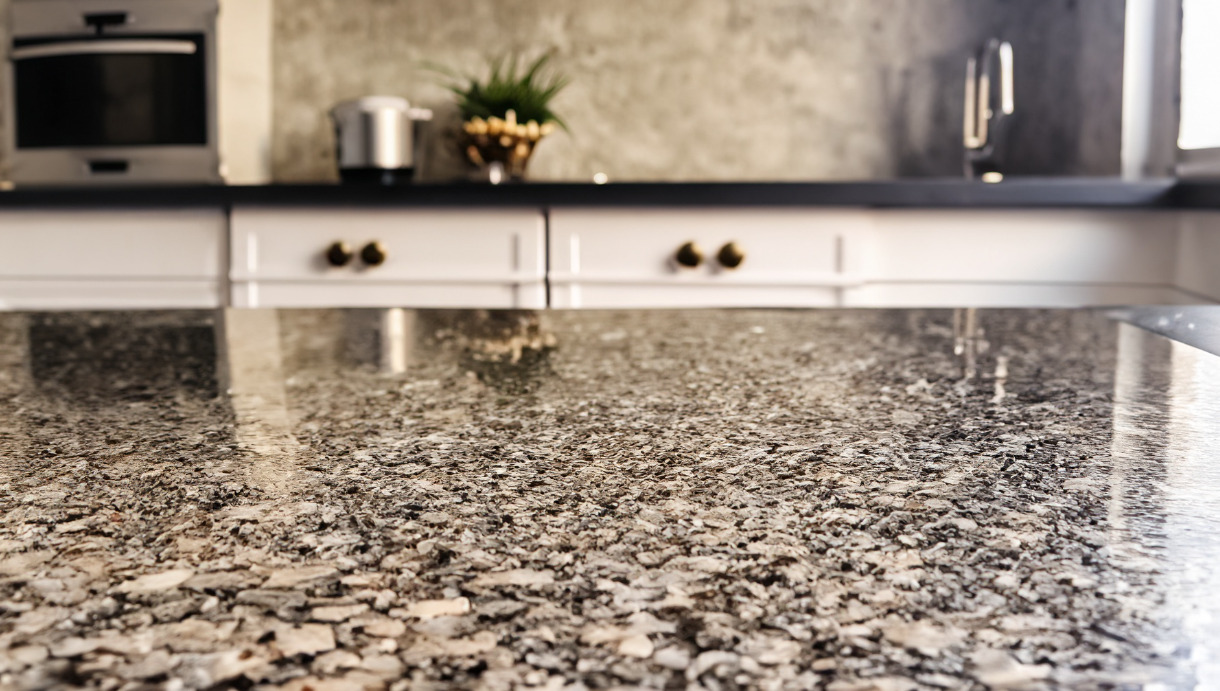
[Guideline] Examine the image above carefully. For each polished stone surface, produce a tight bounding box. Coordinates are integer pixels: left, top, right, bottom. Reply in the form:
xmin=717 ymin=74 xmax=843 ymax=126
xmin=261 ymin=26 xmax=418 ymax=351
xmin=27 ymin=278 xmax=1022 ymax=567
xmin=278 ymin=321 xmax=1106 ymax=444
xmin=1 ymin=308 xmax=1219 ymax=690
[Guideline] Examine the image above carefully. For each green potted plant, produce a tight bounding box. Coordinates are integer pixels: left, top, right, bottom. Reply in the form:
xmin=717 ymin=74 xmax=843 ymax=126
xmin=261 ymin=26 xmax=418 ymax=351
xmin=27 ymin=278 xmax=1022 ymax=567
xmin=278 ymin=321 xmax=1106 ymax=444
xmin=435 ymin=53 xmax=569 ymax=180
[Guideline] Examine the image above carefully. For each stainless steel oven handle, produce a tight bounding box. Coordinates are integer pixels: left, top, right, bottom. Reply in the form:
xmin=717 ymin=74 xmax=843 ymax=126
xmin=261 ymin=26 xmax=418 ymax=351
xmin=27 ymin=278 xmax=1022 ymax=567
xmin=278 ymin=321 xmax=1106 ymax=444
xmin=12 ymin=39 xmax=197 ymax=60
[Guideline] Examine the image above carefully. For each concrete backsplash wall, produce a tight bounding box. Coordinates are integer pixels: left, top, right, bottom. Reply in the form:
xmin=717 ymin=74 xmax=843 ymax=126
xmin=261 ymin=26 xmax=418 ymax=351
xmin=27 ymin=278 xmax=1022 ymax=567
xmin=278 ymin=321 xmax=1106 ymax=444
xmin=272 ymin=0 xmax=1127 ymax=183
xmin=0 ymin=0 xmax=1126 ymax=182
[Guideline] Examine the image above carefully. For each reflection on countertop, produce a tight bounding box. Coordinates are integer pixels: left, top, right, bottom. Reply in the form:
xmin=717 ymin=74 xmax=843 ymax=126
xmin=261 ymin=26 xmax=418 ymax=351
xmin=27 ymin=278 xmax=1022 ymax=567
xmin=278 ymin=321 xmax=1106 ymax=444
xmin=0 ymin=307 xmax=1218 ymax=689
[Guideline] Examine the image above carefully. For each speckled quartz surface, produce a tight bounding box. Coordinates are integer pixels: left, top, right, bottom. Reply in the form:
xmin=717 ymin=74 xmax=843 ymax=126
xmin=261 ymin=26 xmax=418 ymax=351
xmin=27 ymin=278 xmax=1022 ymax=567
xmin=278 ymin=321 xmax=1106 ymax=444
xmin=1 ymin=308 xmax=1219 ymax=690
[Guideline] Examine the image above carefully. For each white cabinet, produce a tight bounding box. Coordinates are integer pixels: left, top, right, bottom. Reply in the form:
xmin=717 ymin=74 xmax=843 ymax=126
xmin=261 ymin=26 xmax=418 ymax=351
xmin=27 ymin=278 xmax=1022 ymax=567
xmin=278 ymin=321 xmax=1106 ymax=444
xmin=0 ymin=209 xmax=225 ymax=310
xmin=549 ymin=208 xmax=1206 ymax=309
xmin=229 ymin=207 xmax=546 ymax=308
xmin=844 ymin=210 xmax=1192 ymax=307
xmin=1175 ymin=212 xmax=1220 ymax=303
xmin=549 ymin=208 xmax=867 ymax=308
xmin=0 ymin=203 xmax=1211 ymax=312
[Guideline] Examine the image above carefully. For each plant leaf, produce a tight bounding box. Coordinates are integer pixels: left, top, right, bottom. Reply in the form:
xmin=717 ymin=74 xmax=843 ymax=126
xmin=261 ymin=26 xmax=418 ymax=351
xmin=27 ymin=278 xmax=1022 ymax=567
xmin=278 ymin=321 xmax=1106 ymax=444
xmin=429 ymin=51 xmax=570 ymax=127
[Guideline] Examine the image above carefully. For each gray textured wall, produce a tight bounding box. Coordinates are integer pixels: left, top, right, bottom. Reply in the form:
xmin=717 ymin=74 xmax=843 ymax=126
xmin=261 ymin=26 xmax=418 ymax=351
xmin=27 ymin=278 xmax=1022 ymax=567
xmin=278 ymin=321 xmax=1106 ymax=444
xmin=0 ymin=0 xmax=1127 ymax=182
xmin=272 ymin=0 xmax=1127 ymax=182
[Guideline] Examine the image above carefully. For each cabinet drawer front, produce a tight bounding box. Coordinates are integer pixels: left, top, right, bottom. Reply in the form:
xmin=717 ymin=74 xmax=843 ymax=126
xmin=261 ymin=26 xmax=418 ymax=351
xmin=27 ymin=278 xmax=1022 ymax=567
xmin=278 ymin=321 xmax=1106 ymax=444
xmin=549 ymin=208 xmax=865 ymax=286
xmin=865 ymin=211 xmax=1178 ymax=283
xmin=0 ymin=210 xmax=224 ymax=279
xmin=231 ymin=208 xmax=545 ymax=283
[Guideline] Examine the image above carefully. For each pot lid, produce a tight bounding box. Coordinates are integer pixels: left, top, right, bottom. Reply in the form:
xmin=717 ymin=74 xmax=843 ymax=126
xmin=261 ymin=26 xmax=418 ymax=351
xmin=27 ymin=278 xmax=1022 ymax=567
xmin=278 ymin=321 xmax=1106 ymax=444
xmin=330 ymin=96 xmax=432 ymax=120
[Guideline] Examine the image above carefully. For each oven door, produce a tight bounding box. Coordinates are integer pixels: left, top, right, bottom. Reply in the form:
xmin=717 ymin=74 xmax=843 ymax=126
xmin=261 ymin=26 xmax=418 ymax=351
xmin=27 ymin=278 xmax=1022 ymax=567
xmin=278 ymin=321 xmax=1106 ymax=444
xmin=5 ymin=0 xmax=220 ymax=185
xmin=14 ymin=35 xmax=208 ymax=150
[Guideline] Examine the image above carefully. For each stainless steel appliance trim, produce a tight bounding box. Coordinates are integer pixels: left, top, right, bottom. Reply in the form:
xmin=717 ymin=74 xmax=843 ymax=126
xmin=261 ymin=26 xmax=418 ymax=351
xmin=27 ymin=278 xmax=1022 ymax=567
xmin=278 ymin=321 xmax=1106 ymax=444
xmin=5 ymin=0 xmax=220 ymax=184
xmin=7 ymin=147 xmax=221 ymax=185
xmin=12 ymin=39 xmax=197 ymax=60
xmin=11 ymin=0 xmax=219 ymax=36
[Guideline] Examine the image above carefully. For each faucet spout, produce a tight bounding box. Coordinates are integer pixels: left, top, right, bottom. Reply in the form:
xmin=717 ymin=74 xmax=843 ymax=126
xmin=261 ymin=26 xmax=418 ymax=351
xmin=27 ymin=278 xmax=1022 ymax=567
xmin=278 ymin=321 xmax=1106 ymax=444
xmin=964 ymin=39 xmax=1014 ymax=179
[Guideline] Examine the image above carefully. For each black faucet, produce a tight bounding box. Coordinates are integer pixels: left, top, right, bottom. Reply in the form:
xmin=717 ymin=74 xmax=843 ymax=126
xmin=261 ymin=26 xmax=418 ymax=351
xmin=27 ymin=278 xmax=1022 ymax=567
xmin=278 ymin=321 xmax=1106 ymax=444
xmin=964 ymin=39 xmax=1014 ymax=180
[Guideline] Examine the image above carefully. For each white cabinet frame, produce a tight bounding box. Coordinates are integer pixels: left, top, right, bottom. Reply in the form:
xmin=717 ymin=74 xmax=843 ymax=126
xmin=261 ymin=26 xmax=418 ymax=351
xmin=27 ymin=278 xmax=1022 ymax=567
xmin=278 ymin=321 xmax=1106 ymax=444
xmin=1123 ymin=0 xmax=1220 ymax=179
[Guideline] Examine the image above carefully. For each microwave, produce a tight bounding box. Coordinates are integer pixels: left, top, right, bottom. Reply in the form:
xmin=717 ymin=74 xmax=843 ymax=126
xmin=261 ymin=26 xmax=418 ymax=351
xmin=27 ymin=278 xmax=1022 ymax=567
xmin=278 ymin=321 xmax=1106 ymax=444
xmin=4 ymin=0 xmax=222 ymax=184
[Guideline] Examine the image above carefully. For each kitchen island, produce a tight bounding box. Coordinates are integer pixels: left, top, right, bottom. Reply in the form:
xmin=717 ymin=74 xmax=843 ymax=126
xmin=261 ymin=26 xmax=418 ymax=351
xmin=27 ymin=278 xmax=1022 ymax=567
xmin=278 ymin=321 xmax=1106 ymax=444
xmin=1 ymin=306 xmax=1217 ymax=689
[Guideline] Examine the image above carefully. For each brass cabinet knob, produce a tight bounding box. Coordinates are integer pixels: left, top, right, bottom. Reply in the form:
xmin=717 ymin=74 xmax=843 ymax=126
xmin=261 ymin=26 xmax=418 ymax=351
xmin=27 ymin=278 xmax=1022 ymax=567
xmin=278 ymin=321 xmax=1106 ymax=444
xmin=361 ymin=241 xmax=387 ymax=267
xmin=675 ymin=241 xmax=704 ymax=268
xmin=325 ymin=241 xmax=353 ymax=267
xmin=717 ymin=241 xmax=745 ymax=269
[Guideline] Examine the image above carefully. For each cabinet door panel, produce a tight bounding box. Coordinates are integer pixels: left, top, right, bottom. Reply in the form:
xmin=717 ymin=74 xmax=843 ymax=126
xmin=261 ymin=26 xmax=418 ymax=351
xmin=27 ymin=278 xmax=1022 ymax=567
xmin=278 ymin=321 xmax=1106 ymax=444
xmin=230 ymin=207 xmax=546 ymax=308
xmin=863 ymin=211 xmax=1177 ymax=284
xmin=0 ymin=210 xmax=224 ymax=279
xmin=231 ymin=208 xmax=544 ymax=283
xmin=549 ymin=208 xmax=865 ymax=308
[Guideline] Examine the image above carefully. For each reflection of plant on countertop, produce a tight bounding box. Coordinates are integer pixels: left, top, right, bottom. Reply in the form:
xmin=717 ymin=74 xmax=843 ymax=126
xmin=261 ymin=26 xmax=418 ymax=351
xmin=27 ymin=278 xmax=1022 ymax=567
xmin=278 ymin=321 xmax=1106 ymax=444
xmin=430 ymin=53 xmax=569 ymax=179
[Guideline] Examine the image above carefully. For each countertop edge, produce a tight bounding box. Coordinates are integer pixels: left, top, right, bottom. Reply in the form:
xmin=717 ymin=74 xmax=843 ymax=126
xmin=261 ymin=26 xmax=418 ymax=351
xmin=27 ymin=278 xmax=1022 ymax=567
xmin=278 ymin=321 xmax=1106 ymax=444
xmin=0 ymin=179 xmax=1195 ymax=209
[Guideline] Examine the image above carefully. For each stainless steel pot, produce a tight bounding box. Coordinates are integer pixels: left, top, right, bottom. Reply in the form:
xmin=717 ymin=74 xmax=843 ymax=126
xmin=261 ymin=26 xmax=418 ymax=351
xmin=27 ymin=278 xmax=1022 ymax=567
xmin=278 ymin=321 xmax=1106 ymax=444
xmin=330 ymin=96 xmax=432 ymax=184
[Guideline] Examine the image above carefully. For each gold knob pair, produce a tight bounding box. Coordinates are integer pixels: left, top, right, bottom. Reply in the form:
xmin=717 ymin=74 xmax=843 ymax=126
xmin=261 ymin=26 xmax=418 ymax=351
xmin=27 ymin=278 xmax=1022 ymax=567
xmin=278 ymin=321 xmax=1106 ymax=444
xmin=675 ymin=241 xmax=745 ymax=269
xmin=326 ymin=241 xmax=387 ymax=267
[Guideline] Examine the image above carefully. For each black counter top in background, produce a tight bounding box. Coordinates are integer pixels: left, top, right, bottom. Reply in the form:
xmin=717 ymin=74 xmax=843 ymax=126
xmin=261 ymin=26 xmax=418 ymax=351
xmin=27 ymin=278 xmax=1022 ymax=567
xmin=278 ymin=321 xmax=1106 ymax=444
xmin=0 ymin=177 xmax=1198 ymax=209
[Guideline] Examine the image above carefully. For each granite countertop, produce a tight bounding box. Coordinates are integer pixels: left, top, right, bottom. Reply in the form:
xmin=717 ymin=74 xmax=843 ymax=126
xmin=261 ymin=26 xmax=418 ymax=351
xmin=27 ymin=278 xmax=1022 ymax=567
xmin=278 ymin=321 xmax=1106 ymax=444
xmin=0 ymin=178 xmax=1202 ymax=209
xmin=1 ymin=307 xmax=1219 ymax=689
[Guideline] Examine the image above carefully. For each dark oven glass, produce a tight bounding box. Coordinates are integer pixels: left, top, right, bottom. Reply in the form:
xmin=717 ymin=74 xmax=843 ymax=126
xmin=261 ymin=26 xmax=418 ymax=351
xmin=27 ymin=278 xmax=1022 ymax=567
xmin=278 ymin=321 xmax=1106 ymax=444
xmin=14 ymin=34 xmax=207 ymax=148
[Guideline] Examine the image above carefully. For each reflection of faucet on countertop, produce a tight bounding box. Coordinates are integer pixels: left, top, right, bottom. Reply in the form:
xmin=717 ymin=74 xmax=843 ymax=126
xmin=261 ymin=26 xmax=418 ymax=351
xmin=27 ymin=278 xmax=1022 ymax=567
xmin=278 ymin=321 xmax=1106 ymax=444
xmin=964 ymin=38 xmax=1014 ymax=181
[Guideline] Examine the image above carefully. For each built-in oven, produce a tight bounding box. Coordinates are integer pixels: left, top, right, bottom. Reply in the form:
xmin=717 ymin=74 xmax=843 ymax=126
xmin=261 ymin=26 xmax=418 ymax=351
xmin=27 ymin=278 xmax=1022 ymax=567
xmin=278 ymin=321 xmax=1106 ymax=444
xmin=4 ymin=0 xmax=220 ymax=185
